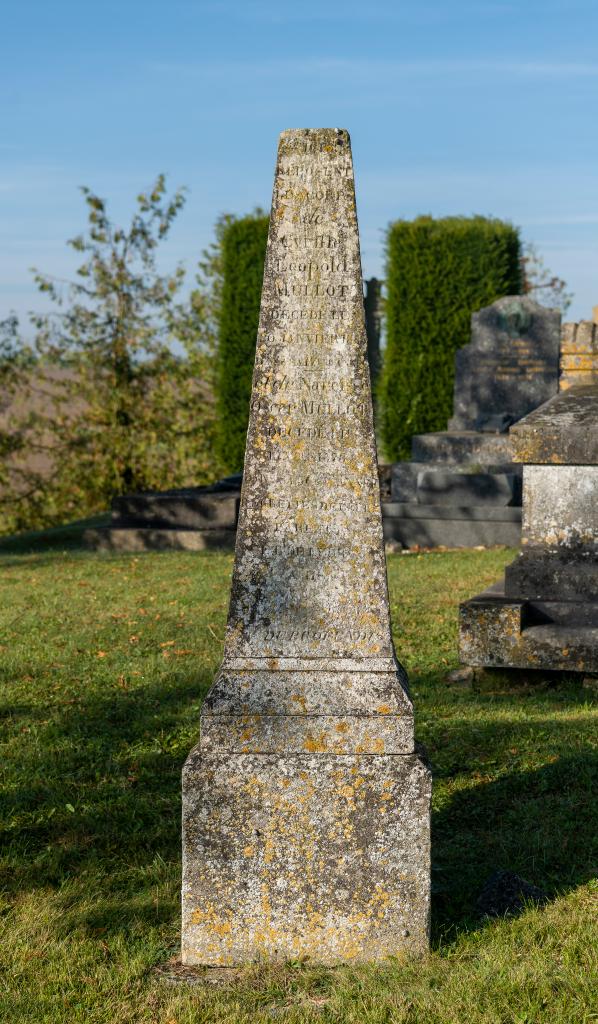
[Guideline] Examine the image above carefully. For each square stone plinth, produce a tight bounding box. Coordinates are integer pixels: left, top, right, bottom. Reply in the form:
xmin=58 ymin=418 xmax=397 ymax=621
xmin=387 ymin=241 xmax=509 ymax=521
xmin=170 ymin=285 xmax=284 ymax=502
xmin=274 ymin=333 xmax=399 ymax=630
xmin=182 ymin=750 xmax=431 ymax=965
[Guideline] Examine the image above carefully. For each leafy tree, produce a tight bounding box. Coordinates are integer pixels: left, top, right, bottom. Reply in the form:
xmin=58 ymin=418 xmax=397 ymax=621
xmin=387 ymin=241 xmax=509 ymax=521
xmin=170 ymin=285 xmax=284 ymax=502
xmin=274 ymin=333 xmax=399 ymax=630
xmin=521 ymin=241 xmax=573 ymax=314
xmin=379 ymin=215 xmax=522 ymax=461
xmin=212 ymin=211 xmax=269 ymax=472
xmin=0 ymin=176 xmax=219 ymax=535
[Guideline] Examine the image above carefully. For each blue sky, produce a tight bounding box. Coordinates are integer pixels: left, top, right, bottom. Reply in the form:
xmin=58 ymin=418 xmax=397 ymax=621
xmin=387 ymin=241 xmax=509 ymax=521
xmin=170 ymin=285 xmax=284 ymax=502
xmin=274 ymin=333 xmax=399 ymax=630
xmin=2 ymin=0 xmax=597 ymax=323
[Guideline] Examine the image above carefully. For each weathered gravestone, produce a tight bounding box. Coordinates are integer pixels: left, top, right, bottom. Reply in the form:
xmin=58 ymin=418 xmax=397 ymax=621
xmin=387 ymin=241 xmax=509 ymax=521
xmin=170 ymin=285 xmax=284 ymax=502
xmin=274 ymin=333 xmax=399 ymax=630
xmin=459 ymin=383 xmax=598 ymax=673
xmin=559 ymin=307 xmax=598 ymax=391
xmin=181 ymin=129 xmax=431 ymax=965
xmin=448 ymin=295 xmax=561 ymax=432
xmin=384 ymin=297 xmax=561 ymax=549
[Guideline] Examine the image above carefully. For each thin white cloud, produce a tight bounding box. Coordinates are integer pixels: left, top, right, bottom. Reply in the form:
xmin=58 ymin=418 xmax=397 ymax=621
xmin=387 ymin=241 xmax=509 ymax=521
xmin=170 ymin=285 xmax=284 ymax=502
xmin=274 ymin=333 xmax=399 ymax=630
xmin=148 ymin=56 xmax=598 ymax=80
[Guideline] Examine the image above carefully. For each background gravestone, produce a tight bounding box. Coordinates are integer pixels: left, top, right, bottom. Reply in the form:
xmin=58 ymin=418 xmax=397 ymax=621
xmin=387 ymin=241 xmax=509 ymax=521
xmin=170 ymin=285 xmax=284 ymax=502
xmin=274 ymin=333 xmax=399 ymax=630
xmin=383 ymin=296 xmax=561 ymax=549
xmin=449 ymin=296 xmax=561 ymax=432
xmin=181 ymin=128 xmax=431 ymax=966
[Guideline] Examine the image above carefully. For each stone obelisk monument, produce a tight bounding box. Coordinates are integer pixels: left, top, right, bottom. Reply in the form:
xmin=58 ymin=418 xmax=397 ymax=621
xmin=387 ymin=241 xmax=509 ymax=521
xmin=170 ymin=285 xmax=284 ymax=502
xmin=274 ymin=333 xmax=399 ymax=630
xmin=182 ymin=129 xmax=431 ymax=965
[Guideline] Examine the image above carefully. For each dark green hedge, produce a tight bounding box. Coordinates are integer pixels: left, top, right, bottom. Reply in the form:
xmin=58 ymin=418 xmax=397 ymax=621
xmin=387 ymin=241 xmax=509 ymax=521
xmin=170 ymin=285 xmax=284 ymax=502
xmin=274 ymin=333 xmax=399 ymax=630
xmin=378 ymin=215 xmax=522 ymax=461
xmin=214 ymin=213 xmax=269 ymax=472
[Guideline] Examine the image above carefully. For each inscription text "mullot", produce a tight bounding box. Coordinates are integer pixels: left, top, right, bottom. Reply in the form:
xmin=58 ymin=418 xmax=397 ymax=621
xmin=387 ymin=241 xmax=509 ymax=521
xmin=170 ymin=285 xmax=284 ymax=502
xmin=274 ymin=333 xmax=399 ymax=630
xmin=276 ymin=282 xmax=350 ymax=298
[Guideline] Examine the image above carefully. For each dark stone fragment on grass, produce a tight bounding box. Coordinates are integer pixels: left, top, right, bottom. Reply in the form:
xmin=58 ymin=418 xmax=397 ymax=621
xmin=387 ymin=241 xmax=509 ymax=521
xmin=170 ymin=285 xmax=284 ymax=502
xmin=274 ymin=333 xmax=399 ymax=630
xmin=476 ymin=870 xmax=548 ymax=918
xmin=443 ymin=667 xmax=474 ymax=686
xmin=581 ymin=675 xmax=598 ymax=691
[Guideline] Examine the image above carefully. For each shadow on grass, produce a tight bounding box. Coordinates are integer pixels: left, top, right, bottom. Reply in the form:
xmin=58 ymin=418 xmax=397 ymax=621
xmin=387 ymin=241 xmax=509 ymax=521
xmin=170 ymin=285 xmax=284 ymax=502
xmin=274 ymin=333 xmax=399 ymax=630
xmin=431 ymin=751 xmax=597 ymax=943
xmin=2 ymin=668 xmax=596 ymax=947
xmin=1 ymin=669 xmax=213 ymax=893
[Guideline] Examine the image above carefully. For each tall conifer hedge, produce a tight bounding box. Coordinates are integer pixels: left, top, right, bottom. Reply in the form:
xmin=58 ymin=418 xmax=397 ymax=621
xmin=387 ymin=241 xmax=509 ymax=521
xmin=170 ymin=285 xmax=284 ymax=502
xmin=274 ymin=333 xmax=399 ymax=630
xmin=379 ymin=215 xmax=522 ymax=461
xmin=214 ymin=213 xmax=269 ymax=472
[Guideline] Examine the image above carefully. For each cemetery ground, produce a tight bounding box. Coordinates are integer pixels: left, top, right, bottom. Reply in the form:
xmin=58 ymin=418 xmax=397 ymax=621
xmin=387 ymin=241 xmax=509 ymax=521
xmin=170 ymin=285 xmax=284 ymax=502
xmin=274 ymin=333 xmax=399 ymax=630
xmin=0 ymin=541 xmax=596 ymax=1023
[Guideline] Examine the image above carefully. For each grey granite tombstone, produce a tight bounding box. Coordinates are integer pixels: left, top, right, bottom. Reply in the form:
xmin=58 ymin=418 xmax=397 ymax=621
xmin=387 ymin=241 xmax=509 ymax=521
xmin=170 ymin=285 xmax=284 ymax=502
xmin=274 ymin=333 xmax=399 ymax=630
xmin=364 ymin=276 xmax=382 ymax=385
xmin=449 ymin=295 xmax=561 ymax=432
xmin=383 ymin=296 xmax=561 ymax=549
xmin=459 ymin=384 xmax=598 ymax=673
xmin=181 ymin=129 xmax=431 ymax=966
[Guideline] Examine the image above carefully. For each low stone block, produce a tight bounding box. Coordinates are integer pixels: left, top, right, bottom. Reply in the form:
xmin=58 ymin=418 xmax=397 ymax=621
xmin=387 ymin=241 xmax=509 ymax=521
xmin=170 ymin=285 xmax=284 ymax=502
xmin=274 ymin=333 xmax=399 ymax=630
xmin=416 ymin=470 xmax=520 ymax=507
xmin=113 ymin=489 xmax=239 ymax=530
xmin=382 ymin=503 xmax=521 ymax=523
xmin=382 ymin=507 xmax=521 ymax=550
xmin=459 ymin=593 xmax=525 ymax=666
xmin=459 ymin=587 xmax=598 ymax=673
xmin=390 ymin=465 xmax=521 ymax=505
xmin=182 ymin=749 xmax=431 ymax=965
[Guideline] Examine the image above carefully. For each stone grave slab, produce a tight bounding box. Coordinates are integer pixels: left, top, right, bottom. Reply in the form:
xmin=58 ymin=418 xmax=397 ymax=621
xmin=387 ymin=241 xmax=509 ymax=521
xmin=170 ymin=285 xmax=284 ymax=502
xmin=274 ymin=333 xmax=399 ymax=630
xmin=83 ymin=476 xmax=241 ymax=551
xmin=181 ymin=129 xmax=431 ymax=966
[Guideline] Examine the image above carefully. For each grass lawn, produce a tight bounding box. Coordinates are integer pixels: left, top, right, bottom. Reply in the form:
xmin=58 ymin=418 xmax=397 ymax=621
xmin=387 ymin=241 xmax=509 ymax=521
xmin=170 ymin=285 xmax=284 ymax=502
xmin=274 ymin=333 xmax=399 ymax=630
xmin=0 ymin=541 xmax=596 ymax=1023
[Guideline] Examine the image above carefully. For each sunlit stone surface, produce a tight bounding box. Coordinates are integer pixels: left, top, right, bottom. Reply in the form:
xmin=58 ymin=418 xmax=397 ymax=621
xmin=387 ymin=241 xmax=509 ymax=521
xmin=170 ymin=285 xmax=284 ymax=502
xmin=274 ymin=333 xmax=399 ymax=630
xmin=181 ymin=129 xmax=431 ymax=965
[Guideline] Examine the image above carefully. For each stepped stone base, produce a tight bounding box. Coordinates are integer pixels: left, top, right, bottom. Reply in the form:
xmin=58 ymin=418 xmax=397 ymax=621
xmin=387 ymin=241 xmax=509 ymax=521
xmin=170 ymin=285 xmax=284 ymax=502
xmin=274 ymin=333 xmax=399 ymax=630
xmin=460 ymin=581 xmax=598 ymax=673
xmin=182 ymin=748 xmax=431 ymax=965
xmin=112 ymin=487 xmax=239 ymax=530
xmin=85 ymin=447 xmax=525 ymax=553
xmin=86 ymin=504 xmax=522 ymax=553
xmin=386 ymin=431 xmax=522 ymax=549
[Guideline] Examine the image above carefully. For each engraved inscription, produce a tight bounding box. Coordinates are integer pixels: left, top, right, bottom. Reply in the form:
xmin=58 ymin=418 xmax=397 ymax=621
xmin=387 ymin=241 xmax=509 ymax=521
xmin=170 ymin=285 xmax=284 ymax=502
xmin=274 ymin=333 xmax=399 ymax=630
xmin=222 ymin=128 xmax=393 ymax=660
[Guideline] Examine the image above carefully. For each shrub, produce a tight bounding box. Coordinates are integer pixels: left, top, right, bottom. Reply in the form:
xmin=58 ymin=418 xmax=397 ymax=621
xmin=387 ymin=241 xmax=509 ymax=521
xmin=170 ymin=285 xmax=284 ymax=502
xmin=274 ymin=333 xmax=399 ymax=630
xmin=0 ymin=178 xmax=218 ymax=535
xmin=379 ymin=215 xmax=522 ymax=461
xmin=214 ymin=212 xmax=269 ymax=472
